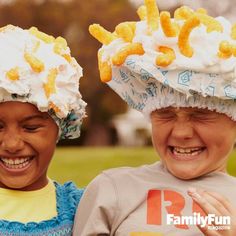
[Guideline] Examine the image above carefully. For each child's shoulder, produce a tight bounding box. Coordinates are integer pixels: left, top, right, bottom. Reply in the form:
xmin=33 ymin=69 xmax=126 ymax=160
xmin=102 ymin=161 xmax=162 ymax=178
xmin=87 ymin=161 xmax=162 ymax=190
xmin=54 ymin=181 xmax=84 ymax=205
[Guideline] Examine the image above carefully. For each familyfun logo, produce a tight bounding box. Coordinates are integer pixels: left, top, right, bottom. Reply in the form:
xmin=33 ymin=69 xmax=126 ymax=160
xmin=167 ymin=213 xmax=231 ymax=230
xmin=146 ymin=189 xmax=231 ymax=231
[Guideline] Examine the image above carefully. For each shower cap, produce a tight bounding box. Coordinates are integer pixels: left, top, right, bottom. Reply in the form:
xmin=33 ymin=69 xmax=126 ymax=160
xmin=0 ymin=25 xmax=86 ymax=139
xmin=89 ymin=0 xmax=236 ymax=120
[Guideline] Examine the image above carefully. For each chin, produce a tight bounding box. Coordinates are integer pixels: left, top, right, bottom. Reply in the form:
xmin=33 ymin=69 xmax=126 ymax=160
xmin=173 ymin=172 xmax=199 ymax=180
xmin=168 ymin=166 xmax=202 ymax=180
xmin=0 ymin=178 xmax=30 ymax=190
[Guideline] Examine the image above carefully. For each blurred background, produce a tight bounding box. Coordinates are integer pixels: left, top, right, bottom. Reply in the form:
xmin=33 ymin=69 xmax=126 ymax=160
xmin=1 ymin=0 xmax=236 ymax=187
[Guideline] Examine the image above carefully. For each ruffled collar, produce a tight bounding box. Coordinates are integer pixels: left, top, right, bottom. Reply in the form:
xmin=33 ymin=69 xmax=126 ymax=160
xmin=0 ymin=181 xmax=83 ymax=234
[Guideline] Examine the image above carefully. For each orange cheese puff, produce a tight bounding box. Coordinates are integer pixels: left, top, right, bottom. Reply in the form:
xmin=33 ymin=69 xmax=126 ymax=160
xmin=178 ymin=16 xmax=200 ymax=57
xmin=137 ymin=5 xmax=147 ymax=20
xmin=29 ymin=27 xmax=55 ymax=43
xmin=195 ymin=13 xmax=223 ymax=33
xmin=49 ymin=102 xmax=61 ymax=113
xmin=89 ymin=24 xmax=116 ymax=45
xmin=112 ymin=43 xmax=145 ymax=66
xmin=32 ymin=40 xmax=40 ymax=53
xmin=231 ymin=24 xmax=236 ymax=40
xmin=62 ymin=54 xmax=72 ymax=63
xmin=127 ymin=22 xmax=137 ymax=34
xmin=6 ymin=67 xmax=19 ymax=81
xmin=55 ymin=36 xmax=67 ymax=47
xmin=174 ymin=6 xmax=194 ymax=20
xmin=156 ymin=46 xmax=176 ymax=67
xmin=172 ymin=22 xmax=180 ymax=34
xmin=218 ymin=40 xmax=232 ymax=58
xmin=160 ymin=11 xmax=178 ymax=37
xmin=98 ymin=50 xmax=112 ymax=82
xmin=196 ymin=8 xmax=207 ymax=15
xmin=54 ymin=36 xmax=68 ymax=55
xmin=24 ymin=52 xmax=45 ymax=73
xmin=232 ymin=45 xmax=236 ymax=57
xmin=144 ymin=0 xmax=159 ymax=32
xmin=115 ymin=22 xmax=136 ymax=42
xmin=43 ymin=68 xmax=58 ymax=98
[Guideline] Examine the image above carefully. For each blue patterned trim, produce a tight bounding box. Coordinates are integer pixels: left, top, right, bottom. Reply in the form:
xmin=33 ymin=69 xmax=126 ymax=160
xmin=108 ymin=59 xmax=236 ymax=120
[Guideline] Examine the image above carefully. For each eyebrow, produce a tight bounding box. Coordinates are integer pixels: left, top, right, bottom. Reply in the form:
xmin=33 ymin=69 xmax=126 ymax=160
xmin=155 ymin=108 xmax=174 ymax=113
xmin=191 ymin=109 xmax=213 ymax=114
xmin=21 ymin=114 xmax=49 ymax=122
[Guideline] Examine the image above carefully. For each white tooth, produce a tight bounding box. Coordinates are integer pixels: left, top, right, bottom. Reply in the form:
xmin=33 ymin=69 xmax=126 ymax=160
xmin=191 ymin=151 xmax=198 ymax=156
xmin=18 ymin=159 xmax=23 ymax=164
xmin=186 ymin=148 xmax=191 ymax=153
xmin=173 ymin=147 xmax=203 ymax=156
xmin=174 ymin=147 xmax=202 ymax=154
xmin=9 ymin=159 xmax=14 ymax=165
xmin=0 ymin=156 xmax=31 ymax=168
xmin=176 ymin=148 xmax=186 ymax=153
xmin=177 ymin=148 xmax=182 ymax=152
xmin=190 ymin=148 xmax=197 ymax=152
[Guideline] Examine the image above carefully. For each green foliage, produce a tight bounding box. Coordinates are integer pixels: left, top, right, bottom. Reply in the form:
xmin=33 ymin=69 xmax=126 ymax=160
xmin=48 ymin=147 xmax=236 ymax=188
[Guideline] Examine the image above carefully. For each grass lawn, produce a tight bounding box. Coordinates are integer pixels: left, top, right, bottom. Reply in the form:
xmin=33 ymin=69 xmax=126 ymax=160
xmin=48 ymin=147 xmax=236 ymax=188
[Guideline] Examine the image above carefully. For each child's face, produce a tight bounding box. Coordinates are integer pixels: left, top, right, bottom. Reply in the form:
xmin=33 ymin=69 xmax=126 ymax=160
xmin=0 ymin=101 xmax=58 ymax=190
xmin=151 ymin=107 xmax=236 ymax=179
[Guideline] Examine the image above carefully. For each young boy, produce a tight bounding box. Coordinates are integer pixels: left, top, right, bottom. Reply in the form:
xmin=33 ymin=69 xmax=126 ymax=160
xmin=73 ymin=1 xmax=236 ymax=235
xmin=0 ymin=25 xmax=86 ymax=235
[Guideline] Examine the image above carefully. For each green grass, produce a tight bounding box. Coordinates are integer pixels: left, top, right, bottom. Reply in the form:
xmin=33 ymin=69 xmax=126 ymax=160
xmin=48 ymin=147 xmax=236 ymax=188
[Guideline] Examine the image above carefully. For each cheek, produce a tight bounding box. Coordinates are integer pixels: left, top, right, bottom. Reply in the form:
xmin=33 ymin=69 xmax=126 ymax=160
xmin=24 ymin=131 xmax=57 ymax=152
xmin=35 ymin=139 xmax=56 ymax=165
xmin=200 ymin=126 xmax=236 ymax=152
xmin=151 ymin=125 xmax=168 ymax=150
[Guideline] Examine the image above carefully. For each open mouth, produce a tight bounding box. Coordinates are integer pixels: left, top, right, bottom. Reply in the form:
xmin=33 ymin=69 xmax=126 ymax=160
xmin=0 ymin=156 xmax=34 ymax=170
xmin=169 ymin=146 xmax=206 ymax=160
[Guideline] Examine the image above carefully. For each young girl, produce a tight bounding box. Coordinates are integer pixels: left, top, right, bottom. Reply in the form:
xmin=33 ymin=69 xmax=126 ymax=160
xmin=0 ymin=25 xmax=86 ymax=235
xmin=74 ymin=1 xmax=236 ymax=235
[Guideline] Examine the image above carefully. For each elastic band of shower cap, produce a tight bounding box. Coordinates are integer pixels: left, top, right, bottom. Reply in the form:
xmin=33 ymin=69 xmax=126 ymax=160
xmin=0 ymin=25 xmax=86 ymax=139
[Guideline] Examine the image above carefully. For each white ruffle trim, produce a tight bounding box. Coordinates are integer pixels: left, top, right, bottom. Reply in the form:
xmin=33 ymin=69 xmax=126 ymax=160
xmin=142 ymin=86 xmax=236 ymax=121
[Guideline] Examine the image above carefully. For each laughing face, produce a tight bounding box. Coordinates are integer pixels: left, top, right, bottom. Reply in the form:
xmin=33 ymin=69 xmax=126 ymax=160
xmin=151 ymin=107 xmax=236 ymax=179
xmin=0 ymin=101 xmax=58 ymax=190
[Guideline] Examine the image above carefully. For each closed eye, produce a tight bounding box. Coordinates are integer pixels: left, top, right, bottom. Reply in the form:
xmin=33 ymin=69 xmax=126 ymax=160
xmin=23 ymin=125 xmax=43 ymax=132
xmin=191 ymin=111 xmax=220 ymax=121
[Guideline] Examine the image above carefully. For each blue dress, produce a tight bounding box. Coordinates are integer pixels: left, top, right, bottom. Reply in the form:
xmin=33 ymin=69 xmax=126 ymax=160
xmin=0 ymin=182 xmax=84 ymax=236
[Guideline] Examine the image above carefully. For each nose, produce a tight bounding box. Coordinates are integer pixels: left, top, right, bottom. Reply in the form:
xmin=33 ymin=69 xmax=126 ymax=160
xmin=171 ymin=119 xmax=194 ymax=140
xmin=0 ymin=130 xmax=24 ymax=154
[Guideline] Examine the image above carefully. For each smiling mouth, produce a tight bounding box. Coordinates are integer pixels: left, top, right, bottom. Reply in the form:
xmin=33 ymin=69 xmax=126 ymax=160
xmin=0 ymin=156 xmax=34 ymax=169
xmin=169 ymin=146 xmax=206 ymax=160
